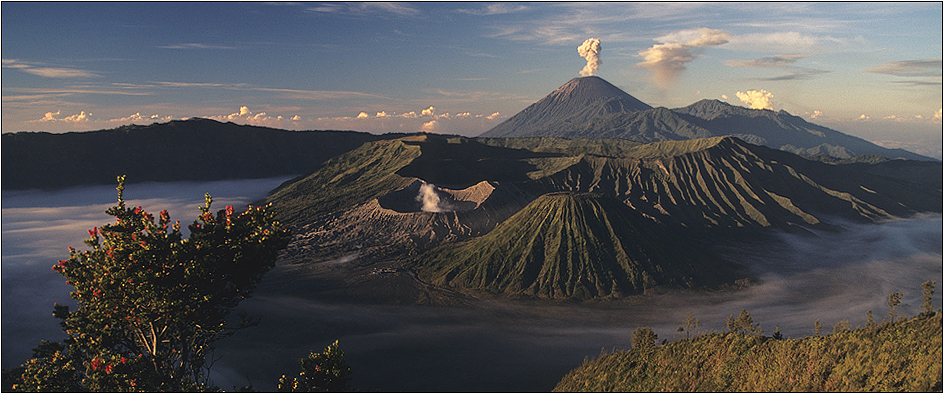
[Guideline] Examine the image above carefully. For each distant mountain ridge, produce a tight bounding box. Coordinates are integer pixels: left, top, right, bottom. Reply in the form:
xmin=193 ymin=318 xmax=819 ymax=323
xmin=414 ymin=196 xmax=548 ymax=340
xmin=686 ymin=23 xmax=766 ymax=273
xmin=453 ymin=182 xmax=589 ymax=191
xmin=1 ymin=118 xmax=386 ymax=189
xmin=481 ymin=77 xmax=931 ymax=161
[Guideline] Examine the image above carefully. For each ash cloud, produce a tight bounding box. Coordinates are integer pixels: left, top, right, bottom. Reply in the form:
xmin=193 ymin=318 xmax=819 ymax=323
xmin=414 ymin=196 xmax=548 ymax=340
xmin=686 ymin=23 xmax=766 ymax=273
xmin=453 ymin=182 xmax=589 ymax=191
xmin=637 ymin=28 xmax=730 ymax=87
xmin=577 ymin=38 xmax=602 ymax=77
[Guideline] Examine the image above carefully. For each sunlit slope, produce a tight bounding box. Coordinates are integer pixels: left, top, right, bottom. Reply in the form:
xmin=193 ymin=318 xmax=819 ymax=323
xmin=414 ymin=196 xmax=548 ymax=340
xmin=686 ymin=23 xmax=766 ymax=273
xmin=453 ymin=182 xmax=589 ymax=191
xmin=526 ymin=136 xmax=939 ymax=230
xmin=553 ymin=314 xmax=943 ymax=392
xmin=416 ymin=192 xmax=739 ymax=299
xmin=261 ymin=139 xmax=423 ymax=225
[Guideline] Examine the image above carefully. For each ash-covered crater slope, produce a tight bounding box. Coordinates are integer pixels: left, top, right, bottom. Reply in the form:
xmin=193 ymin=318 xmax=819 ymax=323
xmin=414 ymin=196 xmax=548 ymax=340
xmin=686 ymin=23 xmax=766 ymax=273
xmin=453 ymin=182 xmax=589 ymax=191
xmin=261 ymin=132 xmax=940 ymax=301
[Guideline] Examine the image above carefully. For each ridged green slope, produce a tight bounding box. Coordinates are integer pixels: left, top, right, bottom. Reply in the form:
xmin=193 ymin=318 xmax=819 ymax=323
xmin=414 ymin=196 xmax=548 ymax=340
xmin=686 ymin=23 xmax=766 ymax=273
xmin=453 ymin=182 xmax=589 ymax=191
xmin=525 ymin=136 xmax=937 ymax=230
xmin=554 ymin=314 xmax=943 ymax=392
xmin=416 ymin=192 xmax=739 ymax=299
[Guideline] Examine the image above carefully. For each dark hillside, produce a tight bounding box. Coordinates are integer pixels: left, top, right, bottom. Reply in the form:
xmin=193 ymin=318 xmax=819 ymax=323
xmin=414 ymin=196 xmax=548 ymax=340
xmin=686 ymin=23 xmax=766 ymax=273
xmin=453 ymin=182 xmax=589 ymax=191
xmin=1 ymin=118 xmax=384 ymax=189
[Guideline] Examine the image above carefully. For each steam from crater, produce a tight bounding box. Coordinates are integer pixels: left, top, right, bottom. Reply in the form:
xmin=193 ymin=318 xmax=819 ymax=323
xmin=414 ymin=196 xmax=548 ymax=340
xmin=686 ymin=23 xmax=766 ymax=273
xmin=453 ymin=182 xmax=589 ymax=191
xmin=416 ymin=183 xmax=447 ymax=212
xmin=577 ymin=38 xmax=602 ymax=76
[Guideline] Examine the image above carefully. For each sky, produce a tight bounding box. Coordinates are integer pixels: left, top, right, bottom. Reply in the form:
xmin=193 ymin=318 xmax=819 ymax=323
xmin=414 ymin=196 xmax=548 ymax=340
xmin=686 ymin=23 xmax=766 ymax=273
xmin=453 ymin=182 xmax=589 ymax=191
xmin=2 ymin=2 xmax=942 ymax=158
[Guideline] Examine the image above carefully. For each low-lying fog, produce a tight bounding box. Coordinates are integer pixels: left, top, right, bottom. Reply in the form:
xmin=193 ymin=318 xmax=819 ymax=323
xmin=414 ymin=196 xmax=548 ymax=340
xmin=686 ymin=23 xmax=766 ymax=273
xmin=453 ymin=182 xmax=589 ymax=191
xmin=3 ymin=179 xmax=941 ymax=391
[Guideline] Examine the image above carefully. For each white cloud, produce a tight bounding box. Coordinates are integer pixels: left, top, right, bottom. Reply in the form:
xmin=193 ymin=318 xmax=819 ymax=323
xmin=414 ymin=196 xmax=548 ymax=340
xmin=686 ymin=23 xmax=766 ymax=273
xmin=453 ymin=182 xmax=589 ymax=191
xmin=456 ymin=3 xmax=529 ymax=15
xmin=934 ymin=109 xmax=942 ymax=122
xmin=3 ymin=59 xmax=100 ymax=78
xmin=159 ymin=43 xmax=237 ymax=50
xmin=735 ymin=89 xmax=775 ymax=110
xmin=108 ymin=113 xmax=172 ymax=123
xmin=858 ymin=114 xmax=871 ymax=121
xmin=810 ymin=110 xmax=824 ymax=119
xmin=726 ymin=31 xmax=820 ymax=53
xmin=311 ymin=106 xmax=505 ymax=136
xmin=421 ymin=120 xmax=439 ymax=132
xmin=309 ymin=2 xmax=421 ymax=17
xmin=35 ymin=110 xmax=92 ymax=123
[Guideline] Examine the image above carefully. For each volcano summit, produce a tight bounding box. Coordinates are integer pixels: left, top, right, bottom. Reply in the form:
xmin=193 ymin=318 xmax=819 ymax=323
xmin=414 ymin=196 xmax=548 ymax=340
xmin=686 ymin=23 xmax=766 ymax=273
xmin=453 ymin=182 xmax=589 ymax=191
xmin=481 ymin=76 xmax=930 ymax=161
xmin=482 ymin=76 xmax=652 ymax=139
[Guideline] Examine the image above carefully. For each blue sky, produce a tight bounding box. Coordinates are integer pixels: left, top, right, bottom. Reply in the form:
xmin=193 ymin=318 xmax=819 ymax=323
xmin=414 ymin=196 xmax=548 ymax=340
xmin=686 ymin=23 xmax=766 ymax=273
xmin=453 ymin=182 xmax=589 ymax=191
xmin=2 ymin=2 xmax=942 ymax=157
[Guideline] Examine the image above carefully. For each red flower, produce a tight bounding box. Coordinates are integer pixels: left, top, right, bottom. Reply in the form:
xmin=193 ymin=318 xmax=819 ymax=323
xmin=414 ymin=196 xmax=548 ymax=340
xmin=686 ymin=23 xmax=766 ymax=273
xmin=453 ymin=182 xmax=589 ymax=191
xmin=93 ymin=289 xmax=103 ymax=297
xmin=120 ymin=356 xmax=127 ymax=364
xmin=104 ymin=364 xmax=113 ymax=374
xmin=226 ymin=205 xmax=234 ymax=216
xmin=90 ymin=359 xmax=101 ymax=370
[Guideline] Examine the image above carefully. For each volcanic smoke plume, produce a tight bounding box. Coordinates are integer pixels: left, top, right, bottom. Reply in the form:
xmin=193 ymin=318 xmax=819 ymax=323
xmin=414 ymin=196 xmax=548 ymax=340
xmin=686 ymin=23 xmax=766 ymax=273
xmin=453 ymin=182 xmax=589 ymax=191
xmin=416 ymin=183 xmax=445 ymax=212
xmin=577 ymin=38 xmax=602 ymax=76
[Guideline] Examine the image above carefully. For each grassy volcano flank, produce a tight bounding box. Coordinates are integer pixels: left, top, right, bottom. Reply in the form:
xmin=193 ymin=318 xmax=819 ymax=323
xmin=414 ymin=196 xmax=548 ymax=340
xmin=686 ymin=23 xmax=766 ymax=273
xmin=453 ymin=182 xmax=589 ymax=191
xmin=553 ymin=314 xmax=943 ymax=392
xmin=415 ymin=192 xmax=741 ymax=299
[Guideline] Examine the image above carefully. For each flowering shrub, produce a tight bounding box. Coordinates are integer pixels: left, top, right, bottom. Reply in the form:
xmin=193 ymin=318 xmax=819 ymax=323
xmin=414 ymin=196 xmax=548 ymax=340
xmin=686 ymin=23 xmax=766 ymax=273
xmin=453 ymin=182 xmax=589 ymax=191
xmin=13 ymin=176 xmax=291 ymax=392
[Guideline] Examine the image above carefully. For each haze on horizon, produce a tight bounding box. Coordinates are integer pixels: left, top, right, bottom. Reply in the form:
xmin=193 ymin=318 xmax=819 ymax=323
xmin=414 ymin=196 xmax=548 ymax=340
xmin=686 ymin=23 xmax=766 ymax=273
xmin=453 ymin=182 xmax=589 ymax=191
xmin=2 ymin=2 xmax=941 ymax=158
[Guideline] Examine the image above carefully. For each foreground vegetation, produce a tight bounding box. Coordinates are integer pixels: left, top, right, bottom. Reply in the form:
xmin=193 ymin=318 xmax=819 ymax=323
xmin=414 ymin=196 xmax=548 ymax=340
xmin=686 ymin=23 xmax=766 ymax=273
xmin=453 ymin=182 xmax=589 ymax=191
xmin=554 ymin=305 xmax=942 ymax=391
xmin=3 ymin=178 xmax=351 ymax=392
